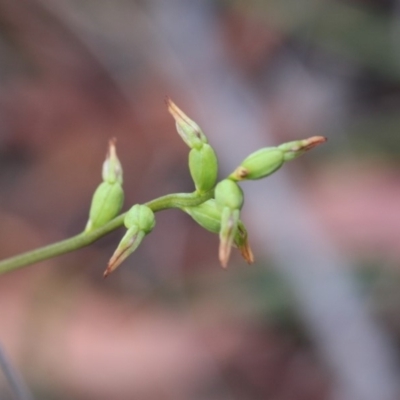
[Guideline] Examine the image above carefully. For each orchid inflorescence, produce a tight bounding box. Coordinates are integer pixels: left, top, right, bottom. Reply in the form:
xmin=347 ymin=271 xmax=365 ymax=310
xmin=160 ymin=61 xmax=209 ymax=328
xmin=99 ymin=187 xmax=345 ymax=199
xmin=84 ymin=98 xmax=326 ymax=277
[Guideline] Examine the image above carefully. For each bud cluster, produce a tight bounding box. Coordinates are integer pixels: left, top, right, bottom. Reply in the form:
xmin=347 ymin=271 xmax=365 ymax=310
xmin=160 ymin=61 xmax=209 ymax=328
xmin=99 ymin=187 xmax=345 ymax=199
xmin=166 ymin=99 xmax=325 ymax=268
xmin=83 ymin=99 xmax=326 ymax=277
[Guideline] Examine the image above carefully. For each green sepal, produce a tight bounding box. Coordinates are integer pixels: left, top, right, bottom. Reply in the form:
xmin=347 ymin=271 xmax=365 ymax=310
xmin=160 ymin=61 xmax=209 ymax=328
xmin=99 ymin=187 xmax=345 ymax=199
xmin=215 ymin=179 xmax=244 ymax=211
xmin=189 ymin=144 xmax=218 ymax=193
xmin=124 ymin=204 xmax=155 ymax=233
xmin=183 ymin=199 xmax=221 ymax=234
xmin=85 ymin=182 xmax=124 ymax=232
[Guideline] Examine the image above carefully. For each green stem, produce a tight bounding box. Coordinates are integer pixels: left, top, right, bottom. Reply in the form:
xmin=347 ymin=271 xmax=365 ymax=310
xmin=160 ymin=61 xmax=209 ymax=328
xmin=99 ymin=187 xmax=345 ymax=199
xmin=0 ymin=190 xmax=213 ymax=275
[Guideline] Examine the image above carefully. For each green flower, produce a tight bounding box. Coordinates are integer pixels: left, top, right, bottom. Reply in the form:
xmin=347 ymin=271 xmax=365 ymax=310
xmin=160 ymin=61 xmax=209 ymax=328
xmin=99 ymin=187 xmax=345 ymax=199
xmin=104 ymin=204 xmax=155 ymax=277
xmin=85 ymin=139 xmax=124 ymax=232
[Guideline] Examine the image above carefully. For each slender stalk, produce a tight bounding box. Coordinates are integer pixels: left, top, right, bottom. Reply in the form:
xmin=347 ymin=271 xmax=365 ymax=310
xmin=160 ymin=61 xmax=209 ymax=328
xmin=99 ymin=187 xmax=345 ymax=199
xmin=0 ymin=190 xmax=213 ymax=275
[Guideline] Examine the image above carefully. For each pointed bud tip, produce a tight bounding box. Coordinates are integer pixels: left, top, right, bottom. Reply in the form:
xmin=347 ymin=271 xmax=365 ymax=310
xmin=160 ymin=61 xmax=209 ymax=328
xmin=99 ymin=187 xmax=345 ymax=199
xmin=243 ymin=249 xmax=255 ymax=264
xmin=165 ymin=97 xmax=207 ymax=148
xmin=108 ymin=137 xmax=117 ymax=156
xmin=235 ymin=223 xmax=255 ymax=264
xmin=103 ymin=258 xmax=118 ymax=278
xmin=164 ymin=95 xmax=172 ymax=106
xmin=102 ymin=137 xmax=123 ymax=184
xmin=103 ymin=243 xmax=131 ymax=278
xmin=301 ymin=136 xmax=327 ymax=151
xmin=165 ymin=97 xmax=184 ymax=121
xmin=103 ymin=254 xmax=120 ymax=277
xmin=239 ymin=243 xmax=255 ymax=264
xmin=103 ymin=268 xmax=111 ymax=278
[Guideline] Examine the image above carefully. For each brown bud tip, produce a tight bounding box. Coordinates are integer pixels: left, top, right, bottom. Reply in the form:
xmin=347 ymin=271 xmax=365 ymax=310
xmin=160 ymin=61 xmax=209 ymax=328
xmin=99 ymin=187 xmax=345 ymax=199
xmin=165 ymin=96 xmax=186 ymax=123
xmin=103 ymin=259 xmax=117 ymax=278
xmin=235 ymin=223 xmax=255 ymax=264
xmin=103 ymin=245 xmax=131 ymax=278
xmin=103 ymin=269 xmax=111 ymax=279
xmin=301 ymin=136 xmax=327 ymax=151
xmin=239 ymin=242 xmax=255 ymax=264
xmin=229 ymin=166 xmax=249 ymax=181
xmin=108 ymin=137 xmax=117 ymax=158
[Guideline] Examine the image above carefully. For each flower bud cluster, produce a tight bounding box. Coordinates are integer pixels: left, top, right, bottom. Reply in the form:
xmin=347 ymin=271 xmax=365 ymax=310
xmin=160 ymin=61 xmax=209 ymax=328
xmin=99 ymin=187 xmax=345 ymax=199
xmin=166 ymin=99 xmax=326 ymax=269
xmin=82 ymin=99 xmax=326 ymax=277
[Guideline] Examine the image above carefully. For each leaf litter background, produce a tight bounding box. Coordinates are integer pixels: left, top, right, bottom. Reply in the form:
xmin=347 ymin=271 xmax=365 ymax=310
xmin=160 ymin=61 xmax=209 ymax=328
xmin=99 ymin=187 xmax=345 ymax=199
xmin=0 ymin=0 xmax=400 ymax=399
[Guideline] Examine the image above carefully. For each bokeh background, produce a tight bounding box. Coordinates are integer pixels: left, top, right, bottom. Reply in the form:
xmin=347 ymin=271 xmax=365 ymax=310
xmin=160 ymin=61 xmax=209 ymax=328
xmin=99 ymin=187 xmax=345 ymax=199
xmin=0 ymin=0 xmax=400 ymax=399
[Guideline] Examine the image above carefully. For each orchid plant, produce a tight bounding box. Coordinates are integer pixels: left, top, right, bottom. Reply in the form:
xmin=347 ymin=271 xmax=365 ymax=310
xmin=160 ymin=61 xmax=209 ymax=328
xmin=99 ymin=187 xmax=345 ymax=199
xmin=0 ymin=99 xmax=326 ymax=276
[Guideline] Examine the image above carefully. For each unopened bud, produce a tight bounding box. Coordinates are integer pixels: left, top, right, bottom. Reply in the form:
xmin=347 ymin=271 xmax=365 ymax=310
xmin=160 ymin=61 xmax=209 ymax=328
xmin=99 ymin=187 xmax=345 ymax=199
xmin=124 ymin=204 xmax=155 ymax=233
xmin=85 ymin=182 xmax=124 ymax=232
xmin=189 ymin=144 xmax=218 ymax=193
xmin=166 ymin=97 xmax=207 ymax=149
xmin=229 ymin=148 xmax=284 ymax=181
xmin=104 ymin=204 xmax=156 ymax=277
xmin=215 ymin=179 xmax=244 ymax=211
xmin=85 ymin=140 xmax=124 ymax=232
xmin=229 ymin=136 xmax=327 ymax=181
xmin=103 ymin=226 xmax=145 ymax=277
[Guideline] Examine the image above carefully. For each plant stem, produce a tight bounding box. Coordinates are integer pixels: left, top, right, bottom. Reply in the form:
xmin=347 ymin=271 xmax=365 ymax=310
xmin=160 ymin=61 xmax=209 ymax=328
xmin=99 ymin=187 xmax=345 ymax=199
xmin=0 ymin=190 xmax=213 ymax=275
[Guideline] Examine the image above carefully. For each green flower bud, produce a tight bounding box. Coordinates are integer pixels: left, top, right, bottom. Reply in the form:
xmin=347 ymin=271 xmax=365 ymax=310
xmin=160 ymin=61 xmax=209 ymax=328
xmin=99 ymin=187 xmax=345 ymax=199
xmin=166 ymin=97 xmax=207 ymax=149
xmin=215 ymin=179 xmax=244 ymax=211
xmin=85 ymin=182 xmax=124 ymax=232
xmin=103 ymin=226 xmax=146 ymax=277
xmin=189 ymin=144 xmax=218 ymax=193
xmin=229 ymin=148 xmax=284 ymax=181
xmin=85 ymin=140 xmax=124 ymax=232
xmin=124 ymin=204 xmax=155 ymax=233
xmin=229 ymin=136 xmax=327 ymax=181
xmin=102 ymin=138 xmax=123 ymax=185
xmin=104 ymin=204 xmax=156 ymax=277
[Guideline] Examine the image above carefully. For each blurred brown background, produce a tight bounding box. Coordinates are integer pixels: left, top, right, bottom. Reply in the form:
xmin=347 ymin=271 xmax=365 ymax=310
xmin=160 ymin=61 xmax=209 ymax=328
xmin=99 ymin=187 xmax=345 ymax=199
xmin=0 ymin=0 xmax=400 ymax=399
